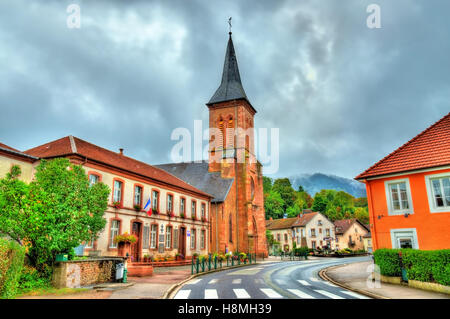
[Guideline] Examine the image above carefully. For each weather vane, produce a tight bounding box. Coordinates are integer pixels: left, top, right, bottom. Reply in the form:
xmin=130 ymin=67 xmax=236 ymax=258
xmin=228 ymin=17 xmax=232 ymax=33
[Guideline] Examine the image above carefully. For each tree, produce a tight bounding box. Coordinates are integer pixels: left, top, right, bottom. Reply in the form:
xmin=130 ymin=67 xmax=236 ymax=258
xmin=264 ymin=190 xmax=285 ymax=220
xmin=263 ymin=176 xmax=273 ymax=194
xmin=0 ymin=159 xmax=110 ymax=275
xmin=272 ymin=178 xmax=296 ymax=211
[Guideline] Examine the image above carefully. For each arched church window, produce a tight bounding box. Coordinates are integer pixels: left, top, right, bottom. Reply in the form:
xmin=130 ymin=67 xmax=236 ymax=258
xmin=229 ymin=215 xmax=233 ymax=243
xmin=226 ymin=117 xmax=234 ymax=149
xmin=218 ymin=118 xmax=224 ymax=149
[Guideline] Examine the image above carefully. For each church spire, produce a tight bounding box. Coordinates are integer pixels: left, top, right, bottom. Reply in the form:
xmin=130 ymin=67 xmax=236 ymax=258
xmin=207 ymin=32 xmax=252 ymax=108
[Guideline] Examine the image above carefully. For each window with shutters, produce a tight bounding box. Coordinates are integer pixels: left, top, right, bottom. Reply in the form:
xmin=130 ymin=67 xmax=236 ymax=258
xmin=150 ymin=224 xmax=158 ymax=249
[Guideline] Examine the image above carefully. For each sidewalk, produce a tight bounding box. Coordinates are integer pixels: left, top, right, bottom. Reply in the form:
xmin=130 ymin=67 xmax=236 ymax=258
xmin=324 ymin=261 xmax=450 ymax=299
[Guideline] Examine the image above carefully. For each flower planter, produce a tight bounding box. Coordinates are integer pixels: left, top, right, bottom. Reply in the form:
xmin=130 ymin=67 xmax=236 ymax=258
xmin=118 ymin=242 xmax=131 ymax=258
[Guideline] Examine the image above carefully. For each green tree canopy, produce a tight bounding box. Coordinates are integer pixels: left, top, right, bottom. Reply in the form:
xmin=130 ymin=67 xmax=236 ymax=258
xmin=0 ymin=159 xmax=110 ymax=275
xmin=263 ymin=176 xmax=273 ymax=194
xmin=264 ymin=190 xmax=285 ymax=220
xmin=272 ymin=178 xmax=296 ymax=211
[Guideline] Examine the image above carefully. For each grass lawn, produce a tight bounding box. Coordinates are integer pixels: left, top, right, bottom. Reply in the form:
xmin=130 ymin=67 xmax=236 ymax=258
xmin=17 ymin=287 xmax=90 ymax=297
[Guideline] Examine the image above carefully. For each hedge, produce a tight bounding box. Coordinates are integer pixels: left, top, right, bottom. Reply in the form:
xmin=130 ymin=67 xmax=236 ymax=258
xmin=0 ymin=238 xmax=26 ymax=299
xmin=373 ymin=248 xmax=450 ymax=286
xmin=373 ymin=249 xmax=402 ymax=276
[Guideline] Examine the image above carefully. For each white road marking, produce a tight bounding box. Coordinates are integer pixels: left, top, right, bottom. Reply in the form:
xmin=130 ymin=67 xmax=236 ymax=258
xmin=310 ymin=277 xmax=320 ymax=282
xmin=233 ymin=288 xmax=251 ymax=299
xmin=232 ymin=278 xmax=242 ymax=284
xmin=186 ymin=279 xmax=201 ymax=285
xmin=340 ymin=290 xmax=370 ymax=299
xmin=297 ymin=280 xmax=311 ymax=286
xmin=287 ymin=289 xmax=315 ymax=299
xmin=322 ymin=281 xmax=338 ymax=287
xmin=275 ymin=279 xmax=286 ymax=285
xmin=174 ymin=289 xmax=191 ymax=299
xmin=208 ymin=279 xmax=218 ymax=284
xmin=254 ymin=279 xmax=263 ymax=284
xmin=315 ymin=290 xmax=344 ymax=299
xmin=204 ymin=289 xmax=218 ymax=299
xmin=260 ymin=288 xmax=283 ymax=299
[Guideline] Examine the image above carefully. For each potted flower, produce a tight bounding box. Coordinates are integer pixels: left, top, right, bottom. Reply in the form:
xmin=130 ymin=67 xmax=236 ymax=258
xmin=133 ymin=204 xmax=142 ymax=212
xmin=143 ymin=254 xmax=150 ymax=262
xmin=175 ymin=253 xmax=184 ymax=261
xmin=191 ymin=215 xmax=196 ymax=221
xmin=201 ymin=216 xmax=207 ymax=223
xmin=114 ymin=232 xmax=137 ymax=257
xmin=167 ymin=211 xmax=175 ymax=218
xmin=180 ymin=212 xmax=185 ymax=219
xmin=113 ymin=201 xmax=122 ymax=209
xmin=192 ymin=252 xmax=199 ymax=260
xmin=153 ymin=208 xmax=159 ymax=215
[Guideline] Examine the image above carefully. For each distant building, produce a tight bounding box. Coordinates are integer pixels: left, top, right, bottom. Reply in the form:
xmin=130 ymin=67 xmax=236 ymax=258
xmin=265 ymin=212 xmax=336 ymax=253
xmin=356 ymin=112 xmax=450 ymax=250
xmin=334 ymin=219 xmax=370 ymax=251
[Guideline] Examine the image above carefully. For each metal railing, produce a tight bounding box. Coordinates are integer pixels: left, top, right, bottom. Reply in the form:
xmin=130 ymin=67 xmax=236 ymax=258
xmin=191 ymin=253 xmax=257 ymax=275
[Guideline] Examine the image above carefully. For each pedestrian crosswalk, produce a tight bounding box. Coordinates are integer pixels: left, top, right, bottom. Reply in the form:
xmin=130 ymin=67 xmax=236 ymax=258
xmin=173 ymin=276 xmax=370 ymax=300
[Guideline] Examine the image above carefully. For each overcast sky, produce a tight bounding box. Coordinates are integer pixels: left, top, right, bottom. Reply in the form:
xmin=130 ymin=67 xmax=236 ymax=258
xmin=1 ymin=0 xmax=449 ymax=179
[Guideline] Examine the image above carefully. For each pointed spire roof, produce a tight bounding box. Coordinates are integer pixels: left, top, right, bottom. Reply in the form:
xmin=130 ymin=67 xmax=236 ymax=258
xmin=207 ymin=33 xmax=255 ymax=112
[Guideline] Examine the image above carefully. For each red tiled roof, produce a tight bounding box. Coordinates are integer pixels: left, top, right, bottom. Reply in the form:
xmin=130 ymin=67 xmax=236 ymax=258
xmin=334 ymin=219 xmax=369 ymax=235
xmin=266 ymin=212 xmax=318 ymax=230
xmin=24 ymin=136 xmax=213 ymax=198
xmin=356 ymin=112 xmax=450 ymax=179
xmin=0 ymin=142 xmax=20 ymax=152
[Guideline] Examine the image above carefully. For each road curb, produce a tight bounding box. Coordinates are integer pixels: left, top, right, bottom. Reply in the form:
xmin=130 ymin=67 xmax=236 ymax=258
xmin=161 ymin=262 xmax=264 ymax=299
xmin=319 ymin=263 xmax=390 ymax=299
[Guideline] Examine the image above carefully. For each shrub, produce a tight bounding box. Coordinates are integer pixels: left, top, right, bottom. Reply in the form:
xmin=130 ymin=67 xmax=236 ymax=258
xmin=431 ymin=250 xmax=450 ymax=286
xmin=402 ymin=249 xmax=450 ymax=286
xmin=0 ymin=239 xmax=26 ymax=299
xmin=294 ymin=247 xmax=309 ymax=257
xmin=373 ymin=249 xmax=402 ymax=276
xmin=17 ymin=265 xmax=50 ymax=293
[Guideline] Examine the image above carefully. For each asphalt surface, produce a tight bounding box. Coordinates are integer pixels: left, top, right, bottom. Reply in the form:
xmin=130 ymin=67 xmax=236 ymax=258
xmin=172 ymin=256 xmax=372 ymax=299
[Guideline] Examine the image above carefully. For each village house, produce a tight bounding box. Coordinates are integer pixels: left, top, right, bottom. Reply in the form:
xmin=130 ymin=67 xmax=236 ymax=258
xmin=265 ymin=211 xmax=336 ymax=253
xmin=356 ymin=112 xmax=450 ymax=250
xmin=334 ymin=219 xmax=370 ymax=251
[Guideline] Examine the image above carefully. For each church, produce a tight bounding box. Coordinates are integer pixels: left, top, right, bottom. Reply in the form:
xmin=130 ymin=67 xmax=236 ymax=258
xmin=157 ymin=31 xmax=267 ymax=256
xmin=0 ymin=31 xmax=268 ymax=259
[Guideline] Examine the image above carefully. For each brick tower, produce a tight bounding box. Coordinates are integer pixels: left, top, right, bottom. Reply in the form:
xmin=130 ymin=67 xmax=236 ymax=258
xmin=206 ymin=32 xmax=267 ymax=257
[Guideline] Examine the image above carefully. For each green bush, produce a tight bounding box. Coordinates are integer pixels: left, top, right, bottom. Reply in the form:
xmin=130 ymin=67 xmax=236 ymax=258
xmin=17 ymin=265 xmax=51 ymax=293
xmin=374 ymin=248 xmax=450 ymax=286
xmin=373 ymin=249 xmax=402 ymax=276
xmin=294 ymin=246 xmax=309 ymax=257
xmin=0 ymin=238 xmax=26 ymax=299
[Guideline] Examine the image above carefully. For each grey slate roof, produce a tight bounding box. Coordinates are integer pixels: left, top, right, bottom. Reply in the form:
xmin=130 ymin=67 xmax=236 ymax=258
xmin=155 ymin=161 xmax=234 ymax=203
xmin=207 ymin=34 xmax=256 ymax=112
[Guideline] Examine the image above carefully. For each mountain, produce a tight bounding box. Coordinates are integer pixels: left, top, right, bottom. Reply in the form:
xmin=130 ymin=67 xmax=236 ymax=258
xmin=289 ymin=173 xmax=367 ymax=198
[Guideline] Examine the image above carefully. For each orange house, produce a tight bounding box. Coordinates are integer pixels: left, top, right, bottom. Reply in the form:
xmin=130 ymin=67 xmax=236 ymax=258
xmin=356 ymin=112 xmax=450 ymax=250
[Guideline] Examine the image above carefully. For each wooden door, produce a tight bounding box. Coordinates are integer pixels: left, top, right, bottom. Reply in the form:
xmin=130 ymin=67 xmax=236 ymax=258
xmin=131 ymin=222 xmax=141 ymax=262
xmin=179 ymin=227 xmax=186 ymax=257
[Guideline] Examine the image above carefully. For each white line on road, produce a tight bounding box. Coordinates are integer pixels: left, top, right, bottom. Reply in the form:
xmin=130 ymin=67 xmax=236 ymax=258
xmin=297 ymin=280 xmax=311 ymax=286
xmin=287 ymin=289 xmax=315 ymax=299
xmin=260 ymin=288 xmax=283 ymax=298
xmin=314 ymin=290 xmax=344 ymax=299
xmin=186 ymin=279 xmax=201 ymax=285
xmin=204 ymin=289 xmax=218 ymax=299
xmin=340 ymin=290 xmax=370 ymax=299
xmin=233 ymin=289 xmax=251 ymax=299
xmin=310 ymin=278 xmax=320 ymax=282
xmin=232 ymin=278 xmax=242 ymax=284
xmin=174 ymin=290 xmax=191 ymax=299
xmin=208 ymin=279 xmax=218 ymax=284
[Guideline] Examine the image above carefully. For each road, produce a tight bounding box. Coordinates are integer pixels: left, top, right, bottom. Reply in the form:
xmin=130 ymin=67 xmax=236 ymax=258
xmin=172 ymin=256 xmax=372 ymax=299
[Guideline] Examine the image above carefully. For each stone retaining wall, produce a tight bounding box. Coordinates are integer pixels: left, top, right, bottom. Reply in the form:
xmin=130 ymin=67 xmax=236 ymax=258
xmin=52 ymin=257 xmax=127 ymax=288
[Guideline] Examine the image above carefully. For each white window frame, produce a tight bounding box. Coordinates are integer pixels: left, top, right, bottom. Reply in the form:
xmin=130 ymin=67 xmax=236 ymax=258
xmin=425 ymin=172 xmax=450 ymax=213
xmin=89 ymin=174 xmax=99 ymax=187
xmin=384 ymin=178 xmax=414 ymax=215
xmin=167 ymin=194 xmax=173 ymax=212
xmin=390 ymin=228 xmax=419 ymax=249
xmin=109 ymin=220 xmax=120 ymax=248
xmin=150 ymin=224 xmax=157 ymax=249
xmin=191 ymin=229 xmax=196 ymax=249
xmin=200 ymin=229 xmax=205 ymax=249
xmin=134 ymin=186 xmax=142 ymax=206
xmin=152 ymin=190 xmax=159 ymax=210
xmin=165 ymin=226 xmax=172 ymax=249
xmin=113 ymin=180 xmax=123 ymax=203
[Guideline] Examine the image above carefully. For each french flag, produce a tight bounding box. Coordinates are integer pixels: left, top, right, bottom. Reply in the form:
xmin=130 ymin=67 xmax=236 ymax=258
xmin=143 ymin=197 xmax=152 ymax=217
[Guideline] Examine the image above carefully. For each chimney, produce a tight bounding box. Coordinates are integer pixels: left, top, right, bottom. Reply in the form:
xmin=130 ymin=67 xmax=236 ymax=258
xmin=119 ymin=148 xmax=124 ymax=155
